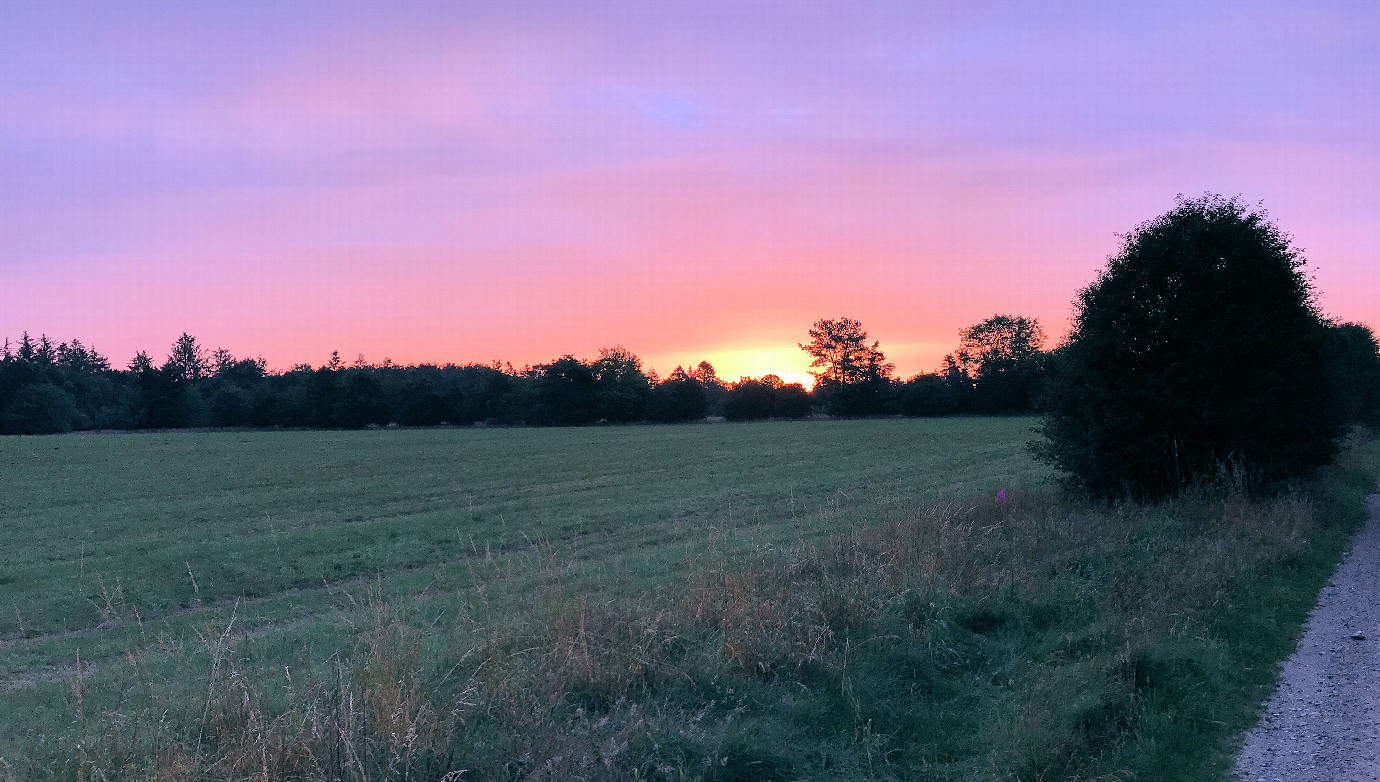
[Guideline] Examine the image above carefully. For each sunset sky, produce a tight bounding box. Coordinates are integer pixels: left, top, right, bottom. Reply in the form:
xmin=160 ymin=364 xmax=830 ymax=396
xmin=3 ymin=1 xmax=1377 ymax=386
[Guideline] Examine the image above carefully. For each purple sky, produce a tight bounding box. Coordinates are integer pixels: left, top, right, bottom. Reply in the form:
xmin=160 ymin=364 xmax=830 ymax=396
xmin=3 ymin=1 xmax=1377 ymax=384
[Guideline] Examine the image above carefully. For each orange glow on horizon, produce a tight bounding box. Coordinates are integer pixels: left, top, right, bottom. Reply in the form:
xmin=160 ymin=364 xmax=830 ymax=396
xmin=654 ymin=345 xmax=816 ymax=389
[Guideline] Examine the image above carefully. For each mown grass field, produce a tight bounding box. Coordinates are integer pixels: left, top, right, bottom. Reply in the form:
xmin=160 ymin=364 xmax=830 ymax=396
xmin=1 ymin=418 xmax=1376 ymax=781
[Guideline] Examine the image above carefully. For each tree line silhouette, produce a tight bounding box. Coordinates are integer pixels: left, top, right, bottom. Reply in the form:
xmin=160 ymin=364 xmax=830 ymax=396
xmin=8 ymin=196 xmax=1376 ymax=498
xmin=0 ymin=314 xmax=1055 ymax=435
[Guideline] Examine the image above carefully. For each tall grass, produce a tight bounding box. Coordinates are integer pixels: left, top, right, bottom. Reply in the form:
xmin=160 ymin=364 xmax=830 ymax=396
xmin=16 ymin=434 xmax=1378 ymax=781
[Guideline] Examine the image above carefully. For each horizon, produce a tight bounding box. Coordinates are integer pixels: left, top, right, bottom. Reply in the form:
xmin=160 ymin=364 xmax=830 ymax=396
xmin=4 ymin=2 xmax=1377 ymax=385
xmin=0 ymin=321 xmax=983 ymax=388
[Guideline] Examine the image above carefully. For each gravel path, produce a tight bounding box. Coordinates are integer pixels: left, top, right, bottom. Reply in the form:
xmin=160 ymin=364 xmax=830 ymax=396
xmin=1232 ymin=493 xmax=1380 ymax=782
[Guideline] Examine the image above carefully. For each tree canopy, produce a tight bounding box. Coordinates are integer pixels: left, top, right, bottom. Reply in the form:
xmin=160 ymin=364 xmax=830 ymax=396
xmin=948 ymin=315 xmax=1049 ymax=413
xmin=799 ymin=317 xmax=895 ymax=415
xmin=800 ymin=318 xmax=891 ymax=388
xmin=164 ymin=333 xmax=211 ymax=382
xmin=592 ymin=345 xmax=651 ymax=422
xmin=1037 ymin=194 xmax=1347 ymax=498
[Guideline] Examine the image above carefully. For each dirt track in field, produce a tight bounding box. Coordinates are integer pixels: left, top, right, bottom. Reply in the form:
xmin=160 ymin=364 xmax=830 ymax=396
xmin=1232 ymin=492 xmax=1380 ymax=781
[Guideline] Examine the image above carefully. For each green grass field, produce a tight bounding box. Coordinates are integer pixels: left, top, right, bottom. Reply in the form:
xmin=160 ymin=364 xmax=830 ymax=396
xmin=2 ymin=419 xmax=1041 ymax=639
xmin=1 ymin=419 xmax=1376 ymax=781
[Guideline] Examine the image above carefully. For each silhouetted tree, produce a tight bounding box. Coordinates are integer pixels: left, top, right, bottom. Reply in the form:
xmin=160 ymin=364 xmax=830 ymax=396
xmin=531 ymin=356 xmax=599 ymax=425
xmin=690 ymin=361 xmax=728 ymax=415
xmin=723 ymin=379 xmax=777 ymax=421
xmin=1037 ymin=194 xmax=1344 ymax=498
xmin=592 ymin=345 xmax=650 ymax=422
xmin=800 ymin=318 xmax=896 ymax=415
xmin=164 ymin=333 xmax=210 ymax=382
xmin=950 ymin=315 xmax=1048 ymax=413
xmin=801 ymin=318 xmax=886 ymax=386
xmin=645 ymin=369 xmax=707 ymax=422
xmin=34 ymin=334 xmax=56 ymax=365
xmin=692 ymin=361 xmax=719 ymax=387
xmin=211 ymin=348 xmax=236 ymax=376
xmin=774 ymin=383 xmax=812 ymax=418
xmin=16 ymin=333 xmax=36 ymax=363
xmin=55 ymin=340 xmax=109 ymax=373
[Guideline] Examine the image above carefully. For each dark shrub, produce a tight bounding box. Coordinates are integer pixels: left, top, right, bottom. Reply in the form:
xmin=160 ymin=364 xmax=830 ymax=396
xmin=645 ymin=376 xmax=707 ymax=422
xmin=774 ymin=383 xmax=812 ymax=419
xmin=334 ymin=370 xmax=388 ymax=428
xmin=1037 ymin=194 xmax=1345 ymax=498
xmin=1 ymin=383 xmax=81 ymax=434
xmin=1323 ymin=323 xmax=1380 ymax=429
xmin=531 ymin=356 xmax=599 ymax=426
xmin=724 ymin=380 xmax=776 ymax=421
xmin=900 ymin=373 xmax=968 ymax=417
xmin=209 ymin=384 xmax=252 ymax=427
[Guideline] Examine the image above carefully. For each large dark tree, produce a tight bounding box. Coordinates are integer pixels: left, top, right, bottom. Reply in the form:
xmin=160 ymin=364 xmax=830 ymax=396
xmin=800 ymin=317 xmax=896 ymax=416
xmin=800 ymin=318 xmax=888 ymax=387
xmin=1037 ymin=194 xmax=1345 ymax=498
